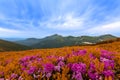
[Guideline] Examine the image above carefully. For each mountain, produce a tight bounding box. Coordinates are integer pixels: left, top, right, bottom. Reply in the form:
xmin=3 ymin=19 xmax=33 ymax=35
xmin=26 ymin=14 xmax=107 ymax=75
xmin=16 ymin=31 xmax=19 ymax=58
xmin=14 ymin=34 xmax=117 ymax=49
xmin=0 ymin=39 xmax=31 ymax=51
xmin=15 ymin=38 xmax=40 ymax=46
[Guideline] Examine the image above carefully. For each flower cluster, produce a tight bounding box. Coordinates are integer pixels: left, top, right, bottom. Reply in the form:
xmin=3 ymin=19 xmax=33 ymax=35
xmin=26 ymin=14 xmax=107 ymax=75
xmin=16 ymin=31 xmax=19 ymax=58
xmin=70 ymin=62 xmax=86 ymax=80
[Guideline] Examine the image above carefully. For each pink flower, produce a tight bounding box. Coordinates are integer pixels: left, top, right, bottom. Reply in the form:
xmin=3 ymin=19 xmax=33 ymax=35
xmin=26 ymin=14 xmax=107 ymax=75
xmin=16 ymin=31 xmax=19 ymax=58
xmin=71 ymin=63 xmax=86 ymax=74
xmin=73 ymin=50 xmax=87 ymax=56
xmin=104 ymin=60 xmax=114 ymax=70
xmin=58 ymin=61 xmax=65 ymax=67
xmin=0 ymin=72 xmax=4 ymax=77
xmin=18 ymin=76 xmax=24 ymax=80
xmin=67 ymin=63 xmax=73 ymax=69
xmin=88 ymin=63 xmax=100 ymax=79
xmin=0 ymin=78 xmax=4 ymax=80
xmin=89 ymin=53 xmax=96 ymax=59
xmin=88 ymin=70 xmax=99 ymax=80
xmin=10 ymin=73 xmax=18 ymax=79
xmin=46 ymin=73 xmax=52 ymax=78
xmin=44 ymin=63 xmax=54 ymax=73
xmin=100 ymin=50 xmax=113 ymax=59
xmin=57 ymin=56 xmax=65 ymax=62
xmin=102 ymin=70 xmax=114 ymax=78
xmin=27 ymin=66 xmax=36 ymax=74
xmin=72 ymin=72 xmax=83 ymax=80
xmin=54 ymin=66 xmax=61 ymax=72
xmin=100 ymin=57 xmax=110 ymax=62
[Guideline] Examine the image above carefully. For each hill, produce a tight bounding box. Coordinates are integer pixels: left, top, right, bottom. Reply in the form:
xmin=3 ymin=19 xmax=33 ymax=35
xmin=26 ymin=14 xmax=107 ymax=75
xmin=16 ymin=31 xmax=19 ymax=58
xmin=15 ymin=34 xmax=117 ymax=48
xmin=0 ymin=39 xmax=31 ymax=51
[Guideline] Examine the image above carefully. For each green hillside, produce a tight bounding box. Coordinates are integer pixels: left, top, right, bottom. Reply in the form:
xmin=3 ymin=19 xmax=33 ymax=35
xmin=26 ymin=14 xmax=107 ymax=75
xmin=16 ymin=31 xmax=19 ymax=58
xmin=0 ymin=39 xmax=31 ymax=51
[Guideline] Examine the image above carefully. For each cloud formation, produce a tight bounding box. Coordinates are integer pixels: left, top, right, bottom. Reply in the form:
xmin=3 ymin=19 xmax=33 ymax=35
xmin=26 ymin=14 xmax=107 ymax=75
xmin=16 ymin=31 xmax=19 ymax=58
xmin=84 ymin=21 xmax=120 ymax=35
xmin=0 ymin=0 xmax=120 ymax=37
xmin=0 ymin=27 xmax=19 ymax=33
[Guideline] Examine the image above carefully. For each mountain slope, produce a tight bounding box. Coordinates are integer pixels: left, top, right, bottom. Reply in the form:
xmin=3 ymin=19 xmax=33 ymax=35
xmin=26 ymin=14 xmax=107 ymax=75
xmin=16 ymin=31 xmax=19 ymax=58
xmin=15 ymin=38 xmax=40 ymax=46
xmin=0 ymin=39 xmax=31 ymax=51
xmin=15 ymin=34 xmax=117 ymax=49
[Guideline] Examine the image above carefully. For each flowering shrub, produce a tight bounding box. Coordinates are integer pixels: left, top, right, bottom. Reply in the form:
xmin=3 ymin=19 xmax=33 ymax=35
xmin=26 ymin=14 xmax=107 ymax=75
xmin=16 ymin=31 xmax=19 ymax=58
xmin=0 ymin=46 xmax=120 ymax=80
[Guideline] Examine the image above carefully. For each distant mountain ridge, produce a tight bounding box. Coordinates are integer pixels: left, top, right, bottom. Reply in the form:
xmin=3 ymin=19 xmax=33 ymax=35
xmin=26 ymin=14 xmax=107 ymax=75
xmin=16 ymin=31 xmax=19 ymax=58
xmin=15 ymin=34 xmax=117 ymax=49
xmin=0 ymin=39 xmax=31 ymax=51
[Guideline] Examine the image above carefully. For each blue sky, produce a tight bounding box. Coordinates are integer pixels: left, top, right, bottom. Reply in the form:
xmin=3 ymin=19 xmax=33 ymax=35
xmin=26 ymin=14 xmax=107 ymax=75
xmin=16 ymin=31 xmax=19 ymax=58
xmin=0 ymin=0 xmax=120 ymax=38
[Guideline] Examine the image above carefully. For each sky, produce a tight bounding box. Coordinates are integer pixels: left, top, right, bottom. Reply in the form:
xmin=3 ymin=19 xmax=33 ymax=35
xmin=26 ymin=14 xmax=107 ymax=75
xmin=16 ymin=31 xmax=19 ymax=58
xmin=0 ymin=0 xmax=120 ymax=38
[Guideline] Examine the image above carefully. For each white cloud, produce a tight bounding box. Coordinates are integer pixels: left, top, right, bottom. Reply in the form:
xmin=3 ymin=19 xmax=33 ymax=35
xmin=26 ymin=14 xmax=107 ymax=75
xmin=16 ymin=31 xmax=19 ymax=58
xmin=40 ymin=13 xmax=85 ymax=30
xmin=0 ymin=27 xmax=20 ymax=33
xmin=0 ymin=27 xmax=24 ymax=37
xmin=84 ymin=21 xmax=120 ymax=35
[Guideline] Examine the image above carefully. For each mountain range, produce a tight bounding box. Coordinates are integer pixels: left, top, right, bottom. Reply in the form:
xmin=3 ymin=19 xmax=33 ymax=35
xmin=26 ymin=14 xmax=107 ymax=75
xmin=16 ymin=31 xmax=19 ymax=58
xmin=14 ymin=34 xmax=117 ymax=49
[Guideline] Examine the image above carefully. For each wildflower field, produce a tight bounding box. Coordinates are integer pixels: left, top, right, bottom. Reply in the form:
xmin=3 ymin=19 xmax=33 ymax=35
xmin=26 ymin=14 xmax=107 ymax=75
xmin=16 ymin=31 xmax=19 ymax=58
xmin=0 ymin=41 xmax=120 ymax=80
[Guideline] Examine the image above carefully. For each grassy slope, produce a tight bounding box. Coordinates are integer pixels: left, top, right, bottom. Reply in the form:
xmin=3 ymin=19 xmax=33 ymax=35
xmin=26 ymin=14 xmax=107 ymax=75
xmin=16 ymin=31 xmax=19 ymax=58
xmin=0 ymin=39 xmax=31 ymax=51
